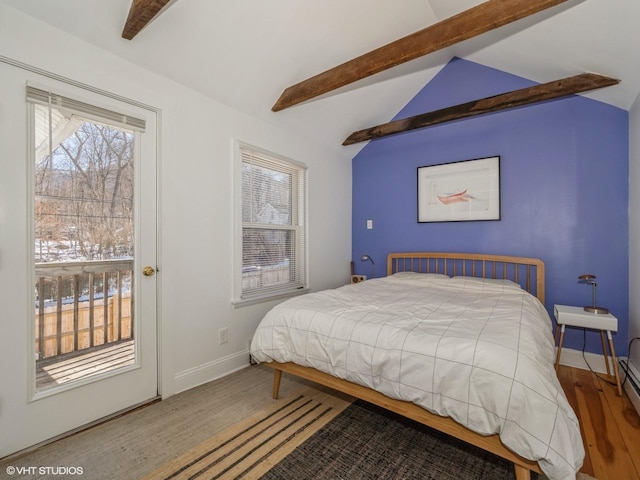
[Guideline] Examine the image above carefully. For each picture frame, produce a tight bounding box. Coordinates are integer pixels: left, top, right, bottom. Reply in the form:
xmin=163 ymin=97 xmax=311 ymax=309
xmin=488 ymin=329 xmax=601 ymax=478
xmin=417 ymin=156 xmax=500 ymax=223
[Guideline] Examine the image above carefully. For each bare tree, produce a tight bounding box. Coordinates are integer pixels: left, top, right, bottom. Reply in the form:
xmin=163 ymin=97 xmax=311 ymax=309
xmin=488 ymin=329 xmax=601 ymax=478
xmin=35 ymin=118 xmax=135 ymax=263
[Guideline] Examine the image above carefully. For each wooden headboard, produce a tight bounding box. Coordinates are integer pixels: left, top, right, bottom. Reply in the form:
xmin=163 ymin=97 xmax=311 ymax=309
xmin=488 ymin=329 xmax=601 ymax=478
xmin=387 ymin=252 xmax=545 ymax=304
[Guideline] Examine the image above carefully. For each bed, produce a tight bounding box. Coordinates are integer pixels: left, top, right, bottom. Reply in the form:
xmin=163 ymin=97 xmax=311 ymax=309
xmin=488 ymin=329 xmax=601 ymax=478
xmin=250 ymin=252 xmax=585 ymax=480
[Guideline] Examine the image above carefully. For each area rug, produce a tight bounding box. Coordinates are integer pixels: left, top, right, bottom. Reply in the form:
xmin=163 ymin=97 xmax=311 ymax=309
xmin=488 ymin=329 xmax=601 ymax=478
xmin=143 ymin=387 xmax=353 ymax=480
xmin=145 ymin=387 xmax=595 ymax=480
xmin=261 ymin=399 xmax=539 ymax=480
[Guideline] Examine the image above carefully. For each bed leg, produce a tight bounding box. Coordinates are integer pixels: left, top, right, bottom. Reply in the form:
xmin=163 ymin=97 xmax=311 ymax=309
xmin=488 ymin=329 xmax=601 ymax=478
xmin=272 ymin=369 xmax=282 ymax=399
xmin=513 ymin=464 xmax=531 ymax=480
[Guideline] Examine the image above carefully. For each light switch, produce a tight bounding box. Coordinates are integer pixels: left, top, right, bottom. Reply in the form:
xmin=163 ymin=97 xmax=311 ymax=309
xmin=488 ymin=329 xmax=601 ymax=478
xmin=366 ymin=219 xmax=373 ymax=229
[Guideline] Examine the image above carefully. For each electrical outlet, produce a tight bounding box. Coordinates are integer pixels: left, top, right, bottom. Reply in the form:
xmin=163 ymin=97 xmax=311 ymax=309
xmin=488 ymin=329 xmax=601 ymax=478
xmin=218 ymin=327 xmax=229 ymax=345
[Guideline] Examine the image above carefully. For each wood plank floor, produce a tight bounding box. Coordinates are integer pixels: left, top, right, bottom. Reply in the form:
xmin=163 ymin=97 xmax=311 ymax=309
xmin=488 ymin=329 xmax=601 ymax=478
xmin=556 ymin=364 xmax=640 ymax=479
xmin=36 ymin=339 xmax=135 ymax=391
xmin=3 ymin=364 xmax=639 ymax=479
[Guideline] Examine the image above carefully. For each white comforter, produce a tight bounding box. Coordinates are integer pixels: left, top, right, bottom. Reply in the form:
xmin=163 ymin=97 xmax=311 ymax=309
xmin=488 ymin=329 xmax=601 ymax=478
xmin=250 ymin=273 xmax=584 ymax=479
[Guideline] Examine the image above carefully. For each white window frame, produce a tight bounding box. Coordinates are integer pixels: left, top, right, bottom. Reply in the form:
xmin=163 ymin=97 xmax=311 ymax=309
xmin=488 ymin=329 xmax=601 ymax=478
xmin=233 ymin=141 xmax=308 ymax=306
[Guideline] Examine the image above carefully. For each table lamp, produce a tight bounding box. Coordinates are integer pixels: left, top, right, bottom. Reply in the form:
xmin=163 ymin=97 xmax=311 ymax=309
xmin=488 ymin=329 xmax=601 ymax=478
xmin=578 ymin=274 xmax=609 ymax=314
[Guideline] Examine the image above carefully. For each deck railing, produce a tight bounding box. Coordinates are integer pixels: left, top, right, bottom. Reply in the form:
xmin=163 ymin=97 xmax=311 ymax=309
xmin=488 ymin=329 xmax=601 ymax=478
xmin=35 ymin=259 xmax=134 ymax=359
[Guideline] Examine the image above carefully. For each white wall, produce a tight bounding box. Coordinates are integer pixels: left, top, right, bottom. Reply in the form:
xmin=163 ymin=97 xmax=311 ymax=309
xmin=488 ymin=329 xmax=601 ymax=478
xmin=629 ymin=93 xmax=640 ymax=374
xmin=0 ymin=4 xmax=351 ymax=404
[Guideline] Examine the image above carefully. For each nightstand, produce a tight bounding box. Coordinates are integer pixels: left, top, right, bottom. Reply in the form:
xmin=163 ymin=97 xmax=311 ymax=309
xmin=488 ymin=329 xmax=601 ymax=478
xmin=553 ymin=304 xmax=622 ymax=396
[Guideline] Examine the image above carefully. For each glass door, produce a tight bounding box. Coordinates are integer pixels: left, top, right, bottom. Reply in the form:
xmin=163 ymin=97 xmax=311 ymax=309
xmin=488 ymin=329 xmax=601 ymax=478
xmin=32 ymin=99 xmax=139 ymax=393
xmin=0 ymin=64 xmax=158 ymax=457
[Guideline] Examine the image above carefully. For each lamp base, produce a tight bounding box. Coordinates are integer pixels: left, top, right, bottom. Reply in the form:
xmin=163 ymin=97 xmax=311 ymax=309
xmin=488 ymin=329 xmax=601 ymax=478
xmin=583 ymin=306 xmax=609 ymax=314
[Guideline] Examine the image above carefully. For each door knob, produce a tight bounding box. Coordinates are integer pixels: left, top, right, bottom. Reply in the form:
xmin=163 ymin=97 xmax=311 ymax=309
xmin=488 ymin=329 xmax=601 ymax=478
xmin=143 ymin=266 xmax=156 ymax=277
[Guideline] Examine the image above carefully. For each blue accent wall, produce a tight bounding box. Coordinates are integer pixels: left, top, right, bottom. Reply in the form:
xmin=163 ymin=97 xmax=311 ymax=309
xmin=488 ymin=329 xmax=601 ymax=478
xmin=352 ymin=58 xmax=629 ymax=355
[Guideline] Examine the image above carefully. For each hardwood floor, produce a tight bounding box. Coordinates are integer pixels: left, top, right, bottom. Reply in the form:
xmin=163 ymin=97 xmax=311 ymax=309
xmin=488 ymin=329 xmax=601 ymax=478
xmin=556 ymin=365 xmax=640 ymax=479
xmin=1 ymin=364 xmax=639 ymax=479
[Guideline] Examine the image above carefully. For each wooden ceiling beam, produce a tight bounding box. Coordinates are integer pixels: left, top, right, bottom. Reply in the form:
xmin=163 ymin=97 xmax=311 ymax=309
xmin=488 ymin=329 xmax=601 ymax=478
xmin=122 ymin=0 xmax=173 ymax=40
xmin=342 ymin=73 xmax=620 ymax=145
xmin=272 ymin=0 xmax=571 ymax=112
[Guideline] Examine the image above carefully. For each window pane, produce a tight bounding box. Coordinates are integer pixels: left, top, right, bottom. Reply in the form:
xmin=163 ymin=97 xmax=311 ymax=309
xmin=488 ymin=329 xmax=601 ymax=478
xmin=34 ymin=104 xmax=135 ymax=262
xmin=242 ymin=162 xmax=291 ymax=225
xmin=242 ymin=228 xmax=294 ymax=292
xmin=32 ymin=101 xmax=136 ymax=391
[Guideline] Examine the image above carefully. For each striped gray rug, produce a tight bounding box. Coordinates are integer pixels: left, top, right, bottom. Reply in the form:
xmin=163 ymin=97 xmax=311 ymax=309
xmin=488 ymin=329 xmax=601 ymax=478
xmin=262 ymin=399 xmax=540 ymax=480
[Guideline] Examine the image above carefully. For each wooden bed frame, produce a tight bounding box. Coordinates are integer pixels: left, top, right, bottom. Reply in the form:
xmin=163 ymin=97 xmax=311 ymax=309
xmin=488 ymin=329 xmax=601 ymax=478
xmin=265 ymin=252 xmax=546 ymax=480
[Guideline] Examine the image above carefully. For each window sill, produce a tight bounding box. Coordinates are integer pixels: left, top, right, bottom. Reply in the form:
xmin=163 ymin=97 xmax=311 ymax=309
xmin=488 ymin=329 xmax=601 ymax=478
xmin=232 ymin=286 xmax=309 ymax=308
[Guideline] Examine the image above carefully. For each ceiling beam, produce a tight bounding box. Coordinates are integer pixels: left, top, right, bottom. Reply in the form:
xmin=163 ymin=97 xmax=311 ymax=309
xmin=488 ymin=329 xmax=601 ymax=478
xmin=272 ymin=0 xmax=572 ymax=112
xmin=342 ymin=73 xmax=620 ymax=145
xmin=122 ymin=0 xmax=173 ymax=40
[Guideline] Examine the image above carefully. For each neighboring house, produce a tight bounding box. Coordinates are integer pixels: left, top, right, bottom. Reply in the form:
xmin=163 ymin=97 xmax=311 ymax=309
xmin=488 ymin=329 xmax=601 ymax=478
xmin=257 ymin=203 xmax=288 ymax=226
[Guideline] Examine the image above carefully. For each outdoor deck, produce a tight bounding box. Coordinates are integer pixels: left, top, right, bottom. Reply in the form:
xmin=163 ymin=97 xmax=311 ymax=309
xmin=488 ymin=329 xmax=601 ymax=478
xmin=34 ymin=259 xmax=135 ymax=392
xmin=36 ymin=339 xmax=135 ymax=391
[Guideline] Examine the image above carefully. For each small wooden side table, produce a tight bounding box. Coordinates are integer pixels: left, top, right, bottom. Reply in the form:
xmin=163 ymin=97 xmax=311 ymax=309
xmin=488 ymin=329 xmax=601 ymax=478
xmin=553 ymin=304 xmax=622 ymax=396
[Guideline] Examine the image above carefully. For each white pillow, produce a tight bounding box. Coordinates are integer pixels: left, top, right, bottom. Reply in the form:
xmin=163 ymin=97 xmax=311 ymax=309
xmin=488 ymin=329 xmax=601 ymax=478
xmin=450 ymin=275 xmax=522 ymax=290
xmin=391 ymin=271 xmax=450 ymax=279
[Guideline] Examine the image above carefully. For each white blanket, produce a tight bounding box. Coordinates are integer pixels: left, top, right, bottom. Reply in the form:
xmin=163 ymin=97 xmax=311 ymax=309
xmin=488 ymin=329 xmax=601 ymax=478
xmin=250 ymin=273 xmax=584 ymax=479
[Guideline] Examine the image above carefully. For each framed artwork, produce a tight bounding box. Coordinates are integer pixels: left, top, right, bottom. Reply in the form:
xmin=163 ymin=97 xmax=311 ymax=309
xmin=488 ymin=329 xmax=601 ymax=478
xmin=417 ymin=156 xmax=500 ymax=223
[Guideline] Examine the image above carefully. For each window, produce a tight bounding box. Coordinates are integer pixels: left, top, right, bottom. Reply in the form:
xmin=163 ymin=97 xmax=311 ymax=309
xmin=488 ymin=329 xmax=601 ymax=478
xmin=235 ymin=142 xmax=308 ymax=303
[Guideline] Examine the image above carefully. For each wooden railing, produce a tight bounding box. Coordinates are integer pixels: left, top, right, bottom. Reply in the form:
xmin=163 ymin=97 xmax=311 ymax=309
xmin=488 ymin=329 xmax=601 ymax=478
xmin=35 ymin=259 xmax=133 ymax=359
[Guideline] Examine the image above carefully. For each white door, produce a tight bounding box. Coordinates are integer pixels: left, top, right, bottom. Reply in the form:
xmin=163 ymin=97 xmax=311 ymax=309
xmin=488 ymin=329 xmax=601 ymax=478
xmin=0 ymin=62 xmax=158 ymax=457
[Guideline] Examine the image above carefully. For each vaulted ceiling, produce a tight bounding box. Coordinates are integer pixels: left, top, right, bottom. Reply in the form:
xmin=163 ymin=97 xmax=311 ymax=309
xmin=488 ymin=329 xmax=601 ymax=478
xmin=2 ymin=0 xmax=639 ymax=156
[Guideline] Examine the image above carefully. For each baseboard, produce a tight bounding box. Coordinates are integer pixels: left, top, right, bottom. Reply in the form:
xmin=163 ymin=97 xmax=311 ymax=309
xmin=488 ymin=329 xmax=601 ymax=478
xmin=557 ymin=346 xmax=616 ymax=374
xmin=619 ymin=358 xmax=640 ymax=416
xmin=174 ymin=350 xmax=251 ymax=394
